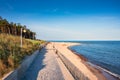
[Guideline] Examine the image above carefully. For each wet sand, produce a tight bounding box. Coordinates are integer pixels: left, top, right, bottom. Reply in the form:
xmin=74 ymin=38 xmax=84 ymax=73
xmin=53 ymin=42 xmax=107 ymax=80
xmin=4 ymin=42 xmax=119 ymax=80
xmin=68 ymin=47 xmax=119 ymax=80
xmin=53 ymin=42 xmax=120 ymax=80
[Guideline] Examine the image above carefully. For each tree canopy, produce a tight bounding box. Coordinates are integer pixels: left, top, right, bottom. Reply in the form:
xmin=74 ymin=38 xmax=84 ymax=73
xmin=0 ymin=16 xmax=36 ymax=39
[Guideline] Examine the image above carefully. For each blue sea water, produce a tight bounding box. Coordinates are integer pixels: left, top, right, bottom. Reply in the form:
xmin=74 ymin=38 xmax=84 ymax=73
xmin=69 ymin=41 xmax=120 ymax=76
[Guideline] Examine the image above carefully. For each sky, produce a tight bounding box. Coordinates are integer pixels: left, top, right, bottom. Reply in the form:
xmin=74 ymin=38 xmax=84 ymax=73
xmin=0 ymin=0 xmax=120 ymax=40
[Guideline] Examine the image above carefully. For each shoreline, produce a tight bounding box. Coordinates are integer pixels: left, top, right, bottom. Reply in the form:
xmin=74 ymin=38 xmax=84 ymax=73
xmin=53 ymin=42 xmax=120 ymax=80
xmin=67 ymin=42 xmax=120 ymax=80
xmin=53 ymin=42 xmax=106 ymax=80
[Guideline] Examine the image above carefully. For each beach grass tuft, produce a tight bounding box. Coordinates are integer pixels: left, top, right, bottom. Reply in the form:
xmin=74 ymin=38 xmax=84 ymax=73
xmin=0 ymin=34 xmax=45 ymax=79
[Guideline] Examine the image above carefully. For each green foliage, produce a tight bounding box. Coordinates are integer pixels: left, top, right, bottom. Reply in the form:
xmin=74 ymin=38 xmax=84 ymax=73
xmin=0 ymin=34 xmax=45 ymax=78
xmin=0 ymin=16 xmax=36 ymax=39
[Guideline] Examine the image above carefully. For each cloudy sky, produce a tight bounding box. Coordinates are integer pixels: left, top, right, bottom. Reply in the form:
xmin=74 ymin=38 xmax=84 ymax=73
xmin=0 ymin=0 xmax=120 ymax=40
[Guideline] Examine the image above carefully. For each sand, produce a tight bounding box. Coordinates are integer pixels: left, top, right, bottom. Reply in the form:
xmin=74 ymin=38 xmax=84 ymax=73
xmin=53 ymin=42 xmax=107 ymax=80
xmin=22 ymin=43 xmax=74 ymax=80
xmin=4 ymin=42 xmax=117 ymax=80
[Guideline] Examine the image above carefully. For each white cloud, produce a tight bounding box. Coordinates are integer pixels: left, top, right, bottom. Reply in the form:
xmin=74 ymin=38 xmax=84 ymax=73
xmin=22 ymin=15 xmax=120 ymax=40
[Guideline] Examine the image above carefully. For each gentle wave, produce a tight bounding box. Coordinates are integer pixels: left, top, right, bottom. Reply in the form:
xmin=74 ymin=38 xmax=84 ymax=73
xmin=87 ymin=62 xmax=120 ymax=80
xmin=69 ymin=41 xmax=120 ymax=79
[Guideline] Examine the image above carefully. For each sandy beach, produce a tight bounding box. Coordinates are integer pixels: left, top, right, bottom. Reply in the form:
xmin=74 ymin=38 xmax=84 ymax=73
xmin=4 ymin=42 xmax=119 ymax=80
xmin=53 ymin=42 xmax=108 ymax=80
xmin=21 ymin=42 xmax=74 ymax=80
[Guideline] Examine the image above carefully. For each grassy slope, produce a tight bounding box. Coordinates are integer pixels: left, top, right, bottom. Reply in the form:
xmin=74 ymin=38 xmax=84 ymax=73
xmin=0 ymin=34 xmax=45 ymax=78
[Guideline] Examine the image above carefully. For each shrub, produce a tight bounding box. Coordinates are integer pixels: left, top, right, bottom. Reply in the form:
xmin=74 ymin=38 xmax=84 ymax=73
xmin=0 ymin=34 xmax=45 ymax=78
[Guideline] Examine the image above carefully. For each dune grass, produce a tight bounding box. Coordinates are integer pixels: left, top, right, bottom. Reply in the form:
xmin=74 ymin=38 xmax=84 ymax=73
xmin=0 ymin=34 xmax=45 ymax=79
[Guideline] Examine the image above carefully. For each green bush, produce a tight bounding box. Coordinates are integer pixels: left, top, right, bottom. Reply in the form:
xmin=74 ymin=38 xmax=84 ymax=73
xmin=0 ymin=34 xmax=45 ymax=79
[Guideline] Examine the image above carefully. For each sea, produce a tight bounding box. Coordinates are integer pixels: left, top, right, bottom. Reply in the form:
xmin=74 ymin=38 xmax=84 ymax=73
xmin=52 ymin=41 xmax=120 ymax=78
xmin=67 ymin=41 xmax=120 ymax=78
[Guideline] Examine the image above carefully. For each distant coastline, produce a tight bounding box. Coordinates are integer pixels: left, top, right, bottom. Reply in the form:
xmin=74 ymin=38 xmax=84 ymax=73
xmin=53 ymin=41 xmax=120 ymax=80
